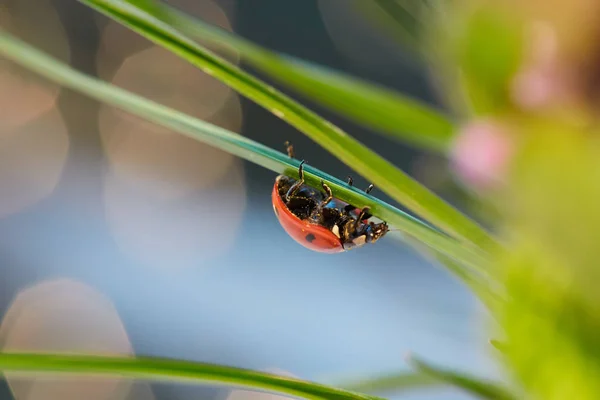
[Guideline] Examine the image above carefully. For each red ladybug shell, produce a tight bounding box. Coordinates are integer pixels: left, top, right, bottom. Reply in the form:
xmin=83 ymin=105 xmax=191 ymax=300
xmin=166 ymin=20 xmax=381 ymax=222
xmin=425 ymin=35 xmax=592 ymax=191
xmin=271 ymin=182 xmax=344 ymax=253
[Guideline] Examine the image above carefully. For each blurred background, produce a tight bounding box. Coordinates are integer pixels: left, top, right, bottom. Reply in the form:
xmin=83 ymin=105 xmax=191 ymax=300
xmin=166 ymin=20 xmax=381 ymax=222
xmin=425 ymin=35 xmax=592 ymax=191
xmin=0 ymin=1 xmax=497 ymax=399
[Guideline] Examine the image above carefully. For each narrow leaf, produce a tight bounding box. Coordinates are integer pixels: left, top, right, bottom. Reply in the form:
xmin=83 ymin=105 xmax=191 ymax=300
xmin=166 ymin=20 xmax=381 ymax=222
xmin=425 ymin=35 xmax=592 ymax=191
xmin=136 ymin=0 xmax=454 ymax=152
xmin=336 ymin=371 xmax=442 ymax=394
xmin=489 ymin=339 xmax=507 ymax=353
xmin=359 ymin=0 xmax=424 ymax=52
xmin=412 ymin=241 xmax=500 ymax=309
xmin=409 ymin=355 xmax=515 ymax=400
xmin=80 ymin=0 xmax=497 ymax=256
xmin=0 ymin=352 xmax=383 ymax=400
xmin=0 ymin=30 xmax=488 ymax=275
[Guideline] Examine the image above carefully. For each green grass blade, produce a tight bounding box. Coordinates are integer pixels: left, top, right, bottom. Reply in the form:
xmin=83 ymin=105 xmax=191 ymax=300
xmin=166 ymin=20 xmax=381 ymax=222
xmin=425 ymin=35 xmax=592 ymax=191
xmin=409 ymin=356 xmax=516 ymax=400
xmin=0 ymin=30 xmax=489 ymax=275
xmin=80 ymin=0 xmax=497 ymax=255
xmin=358 ymin=0 xmax=425 ymax=53
xmin=132 ymin=0 xmax=454 ymax=152
xmin=0 ymin=353 xmax=384 ymax=400
xmin=410 ymin=240 xmax=499 ymax=309
xmin=336 ymin=371 xmax=442 ymax=394
xmin=488 ymin=339 xmax=507 ymax=353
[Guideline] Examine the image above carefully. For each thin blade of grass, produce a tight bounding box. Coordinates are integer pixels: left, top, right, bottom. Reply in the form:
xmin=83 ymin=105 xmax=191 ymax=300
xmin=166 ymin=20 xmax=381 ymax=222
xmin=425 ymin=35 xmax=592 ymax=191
xmin=409 ymin=355 xmax=516 ymax=400
xmin=335 ymin=371 xmax=442 ymax=394
xmin=410 ymin=241 xmax=500 ymax=309
xmin=0 ymin=30 xmax=489 ymax=275
xmin=133 ymin=0 xmax=453 ymax=152
xmin=488 ymin=339 xmax=507 ymax=353
xmin=359 ymin=0 xmax=424 ymax=52
xmin=0 ymin=353 xmax=384 ymax=400
xmin=80 ymin=0 xmax=497 ymax=256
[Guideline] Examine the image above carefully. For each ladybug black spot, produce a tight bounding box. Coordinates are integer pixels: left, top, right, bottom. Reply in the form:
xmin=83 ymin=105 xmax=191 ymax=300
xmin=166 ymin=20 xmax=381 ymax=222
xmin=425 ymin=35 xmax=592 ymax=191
xmin=305 ymin=233 xmax=316 ymax=243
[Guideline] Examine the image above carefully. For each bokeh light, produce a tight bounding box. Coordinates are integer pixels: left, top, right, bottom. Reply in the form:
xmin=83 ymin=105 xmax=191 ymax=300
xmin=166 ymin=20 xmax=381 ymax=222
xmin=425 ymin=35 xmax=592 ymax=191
xmin=95 ymin=21 xmax=154 ymax=82
xmin=125 ymin=383 xmax=155 ymax=400
xmin=0 ymin=0 xmax=69 ymax=128
xmin=104 ymin=45 xmax=235 ymax=119
xmin=0 ymin=0 xmax=70 ymax=217
xmin=166 ymin=0 xmax=239 ymax=63
xmin=96 ymin=0 xmax=246 ymax=271
xmin=318 ymin=0 xmax=405 ymax=69
xmin=96 ymin=0 xmax=238 ymax=80
xmin=103 ymin=155 xmax=246 ymax=270
xmin=0 ymin=278 xmax=134 ymax=400
xmin=0 ymin=108 xmax=70 ymax=217
xmin=99 ymin=100 xmax=241 ymax=201
xmin=0 ymin=3 xmax=494 ymax=400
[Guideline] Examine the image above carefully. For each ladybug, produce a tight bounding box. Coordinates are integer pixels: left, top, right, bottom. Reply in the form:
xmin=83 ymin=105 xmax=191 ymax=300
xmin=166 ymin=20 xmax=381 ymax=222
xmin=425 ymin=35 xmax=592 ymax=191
xmin=272 ymin=142 xmax=389 ymax=253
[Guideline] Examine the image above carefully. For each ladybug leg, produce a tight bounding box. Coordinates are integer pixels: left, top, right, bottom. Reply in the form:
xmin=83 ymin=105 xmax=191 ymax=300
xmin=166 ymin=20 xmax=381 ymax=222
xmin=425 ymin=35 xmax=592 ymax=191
xmin=341 ymin=178 xmax=374 ymax=217
xmin=342 ymin=204 xmax=372 ymax=221
xmin=320 ymin=180 xmax=333 ymax=205
xmin=285 ymin=141 xmax=295 ymax=158
xmin=357 ymin=206 xmax=372 ymax=222
xmin=347 ymin=176 xmax=373 ymax=194
xmin=285 ymin=160 xmax=305 ymax=201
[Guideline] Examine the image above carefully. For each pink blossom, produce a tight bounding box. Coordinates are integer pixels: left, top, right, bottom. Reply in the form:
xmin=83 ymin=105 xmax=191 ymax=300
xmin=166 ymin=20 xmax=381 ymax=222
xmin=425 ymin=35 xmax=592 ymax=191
xmin=451 ymin=119 xmax=514 ymax=190
xmin=511 ymin=22 xmax=573 ymax=109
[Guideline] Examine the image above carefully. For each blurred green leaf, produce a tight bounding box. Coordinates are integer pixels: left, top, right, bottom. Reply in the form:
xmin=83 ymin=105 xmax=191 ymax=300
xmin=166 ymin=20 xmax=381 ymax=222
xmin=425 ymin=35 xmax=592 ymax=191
xmin=79 ymin=0 xmax=497 ymax=257
xmin=488 ymin=339 xmax=506 ymax=353
xmin=456 ymin=7 xmax=524 ymax=114
xmin=410 ymin=355 xmax=515 ymax=400
xmin=496 ymin=241 xmax=600 ymax=400
xmin=129 ymin=0 xmax=455 ymax=153
xmin=336 ymin=370 xmax=441 ymax=394
xmin=0 ymin=352 xmax=384 ymax=400
xmin=495 ymin=127 xmax=600 ymax=400
xmin=415 ymin=243 xmax=501 ymax=309
xmin=0 ymin=29 xmax=489 ymax=276
xmin=359 ymin=0 xmax=425 ymax=53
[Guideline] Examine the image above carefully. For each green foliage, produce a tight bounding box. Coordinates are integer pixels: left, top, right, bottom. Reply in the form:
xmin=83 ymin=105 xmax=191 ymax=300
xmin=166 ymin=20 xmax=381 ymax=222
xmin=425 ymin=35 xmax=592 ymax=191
xmin=0 ymin=353 xmax=386 ymax=400
xmin=410 ymin=356 xmax=516 ymax=400
xmin=337 ymin=370 xmax=441 ymax=394
xmin=454 ymin=7 xmax=524 ymax=114
xmin=130 ymin=0 xmax=456 ymax=152
xmin=355 ymin=0 xmax=425 ymax=54
xmin=0 ymin=30 xmax=487 ymax=276
xmin=79 ymin=0 xmax=496 ymax=255
xmin=428 ymin=4 xmax=524 ymax=116
xmin=493 ymin=128 xmax=600 ymax=400
xmin=5 ymin=0 xmax=600 ymax=399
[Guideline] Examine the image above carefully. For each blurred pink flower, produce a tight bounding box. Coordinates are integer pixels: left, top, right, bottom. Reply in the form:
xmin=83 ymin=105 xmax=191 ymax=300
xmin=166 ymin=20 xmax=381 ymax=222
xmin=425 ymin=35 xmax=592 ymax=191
xmin=451 ymin=119 xmax=513 ymax=190
xmin=511 ymin=22 xmax=573 ymax=109
xmin=512 ymin=68 xmax=560 ymax=109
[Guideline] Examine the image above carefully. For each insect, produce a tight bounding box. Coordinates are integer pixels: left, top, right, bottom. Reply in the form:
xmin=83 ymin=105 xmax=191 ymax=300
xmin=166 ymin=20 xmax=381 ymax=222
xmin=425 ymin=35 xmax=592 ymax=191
xmin=272 ymin=142 xmax=389 ymax=253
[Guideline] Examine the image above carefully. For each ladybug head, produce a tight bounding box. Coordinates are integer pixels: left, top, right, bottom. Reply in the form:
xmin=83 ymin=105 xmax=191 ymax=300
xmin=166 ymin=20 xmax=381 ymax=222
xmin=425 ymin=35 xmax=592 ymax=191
xmin=342 ymin=220 xmax=389 ymax=250
xmin=368 ymin=221 xmax=389 ymax=243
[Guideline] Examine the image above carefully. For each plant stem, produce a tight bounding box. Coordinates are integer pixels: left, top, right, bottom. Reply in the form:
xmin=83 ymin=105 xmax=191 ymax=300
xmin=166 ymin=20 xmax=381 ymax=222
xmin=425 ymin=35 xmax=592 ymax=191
xmin=0 ymin=353 xmax=385 ymax=400
xmin=0 ymin=30 xmax=489 ymax=275
xmin=81 ymin=0 xmax=497 ymax=255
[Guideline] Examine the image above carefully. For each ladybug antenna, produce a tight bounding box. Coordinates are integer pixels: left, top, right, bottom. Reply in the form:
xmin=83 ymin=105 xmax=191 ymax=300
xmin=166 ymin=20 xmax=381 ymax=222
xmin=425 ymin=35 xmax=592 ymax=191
xmin=385 ymin=227 xmax=425 ymax=233
xmin=376 ymin=227 xmax=401 ymax=234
